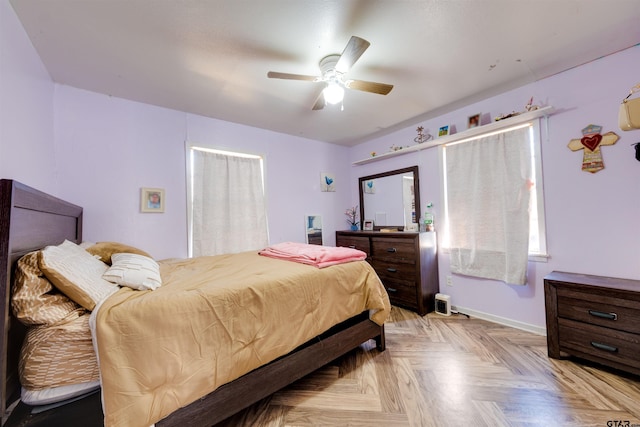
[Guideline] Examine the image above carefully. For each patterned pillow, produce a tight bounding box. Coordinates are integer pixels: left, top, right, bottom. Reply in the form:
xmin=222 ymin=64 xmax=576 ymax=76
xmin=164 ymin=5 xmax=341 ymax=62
xmin=19 ymin=311 xmax=99 ymax=392
xmin=39 ymin=240 xmax=119 ymax=311
xmin=12 ymin=251 xmax=82 ymax=326
xmin=85 ymin=241 xmax=152 ymax=265
xmin=102 ymin=253 xmax=162 ymax=291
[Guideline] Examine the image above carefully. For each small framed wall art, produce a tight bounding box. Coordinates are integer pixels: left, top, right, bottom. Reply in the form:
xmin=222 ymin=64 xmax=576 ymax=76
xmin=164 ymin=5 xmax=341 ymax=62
xmin=141 ymin=187 xmax=165 ymax=213
xmin=321 ymin=172 xmax=335 ymax=192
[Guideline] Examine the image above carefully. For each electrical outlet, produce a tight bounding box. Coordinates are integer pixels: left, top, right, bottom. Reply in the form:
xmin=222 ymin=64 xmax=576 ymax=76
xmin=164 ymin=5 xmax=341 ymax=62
xmin=446 ymin=275 xmax=453 ymax=287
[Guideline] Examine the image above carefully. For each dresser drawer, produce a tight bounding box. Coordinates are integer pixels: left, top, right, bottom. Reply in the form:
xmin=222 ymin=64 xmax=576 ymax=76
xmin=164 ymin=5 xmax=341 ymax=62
xmin=545 ymin=272 xmax=640 ymax=376
xmin=370 ymin=259 xmax=416 ymax=282
xmin=336 ymin=230 xmax=439 ymax=316
xmin=557 ymin=294 xmax=640 ymax=335
xmin=336 ymin=236 xmax=371 ymax=256
xmin=371 ymin=238 xmax=416 ymax=264
xmin=558 ymin=318 xmax=640 ymax=371
xmin=380 ymin=278 xmax=418 ymax=308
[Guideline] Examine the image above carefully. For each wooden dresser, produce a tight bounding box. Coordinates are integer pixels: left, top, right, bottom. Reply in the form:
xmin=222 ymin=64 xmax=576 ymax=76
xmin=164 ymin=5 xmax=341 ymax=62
xmin=336 ymin=230 xmax=439 ymax=315
xmin=544 ymin=271 xmax=640 ymax=376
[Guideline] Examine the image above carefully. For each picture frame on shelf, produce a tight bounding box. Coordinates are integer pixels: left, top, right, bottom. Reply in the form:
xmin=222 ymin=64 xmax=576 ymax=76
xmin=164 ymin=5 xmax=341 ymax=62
xmin=363 ymin=219 xmax=374 ymax=231
xmin=468 ymin=113 xmax=481 ymax=128
xmin=140 ymin=188 xmax=165 ymax=213
xmin=438 ymin=125 xmax=450 ymax=137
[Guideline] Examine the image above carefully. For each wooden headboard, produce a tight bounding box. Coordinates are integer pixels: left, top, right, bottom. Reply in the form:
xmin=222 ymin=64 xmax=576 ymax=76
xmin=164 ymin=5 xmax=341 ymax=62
xmin=0 ymin=179 xmax=83 ymax=418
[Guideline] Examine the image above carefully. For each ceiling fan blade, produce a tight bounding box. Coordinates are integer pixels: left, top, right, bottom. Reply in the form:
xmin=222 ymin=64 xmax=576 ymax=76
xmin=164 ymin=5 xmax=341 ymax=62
xmin=312 ymin=91 xmax=325 ymax=110
xmin=335 ymin=36 xmax=370 ymax=73
xmin=267 ymin=71 xmax=319 ymax=81
xmin=345 ymin=79 xmax=393 ymax=95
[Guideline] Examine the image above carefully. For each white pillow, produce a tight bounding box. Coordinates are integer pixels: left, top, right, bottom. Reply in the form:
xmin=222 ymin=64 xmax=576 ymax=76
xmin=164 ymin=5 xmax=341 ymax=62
xmin=39 ymin=240 xmax=119 ymax=311
xmin=102 ymin=253 xmax=162 ymax=291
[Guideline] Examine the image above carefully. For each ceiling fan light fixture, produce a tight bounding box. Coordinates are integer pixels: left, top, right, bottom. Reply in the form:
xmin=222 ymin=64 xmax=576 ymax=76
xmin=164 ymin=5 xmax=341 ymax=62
xmin=323 ymin=82 xmax=344 ymax=105
xmin=267 ymin=37 xmax=391 ymax=111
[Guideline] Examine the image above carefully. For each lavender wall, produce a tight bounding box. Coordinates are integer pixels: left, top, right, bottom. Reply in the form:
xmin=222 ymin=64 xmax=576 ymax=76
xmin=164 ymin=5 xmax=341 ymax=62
xmin=0 ymin=0 xmax=57 ymax=193
xmin=2 ymin=0 xmax=638 ymax=330
xmin=1 ymin=0 xmax=351 ymax=261
xmin=350 ymin=45 xmax=640 ymax=330
xmin=52 ymin=87 xmax=351 ymax=260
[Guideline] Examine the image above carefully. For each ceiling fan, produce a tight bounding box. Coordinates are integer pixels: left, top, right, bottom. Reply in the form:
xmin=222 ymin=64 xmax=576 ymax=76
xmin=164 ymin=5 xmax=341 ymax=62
xmin=267 ymin=36 xmax=393 ymax=110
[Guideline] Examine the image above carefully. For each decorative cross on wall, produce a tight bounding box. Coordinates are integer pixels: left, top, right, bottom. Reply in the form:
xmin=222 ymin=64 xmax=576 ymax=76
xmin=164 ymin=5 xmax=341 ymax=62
xmin=567 ymin=124 xmax=619 ymax=173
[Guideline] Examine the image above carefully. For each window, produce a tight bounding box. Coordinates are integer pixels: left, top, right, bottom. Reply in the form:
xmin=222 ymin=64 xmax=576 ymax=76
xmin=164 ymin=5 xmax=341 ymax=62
xmin=441 ymin=121 xmax=547 ymax=284
xmin=187 ymin=146 xmax=269 ymax=257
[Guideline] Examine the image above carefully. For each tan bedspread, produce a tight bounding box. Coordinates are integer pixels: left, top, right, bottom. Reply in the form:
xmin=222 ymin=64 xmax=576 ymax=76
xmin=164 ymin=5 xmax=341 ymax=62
xmin=93 ymin=251 xmax=390 ymax=427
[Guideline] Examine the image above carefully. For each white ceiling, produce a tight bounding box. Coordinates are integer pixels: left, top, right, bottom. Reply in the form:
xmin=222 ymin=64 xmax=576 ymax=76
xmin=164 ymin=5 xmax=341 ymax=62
xmin=10 ymin=0 xmax=640 ymax=146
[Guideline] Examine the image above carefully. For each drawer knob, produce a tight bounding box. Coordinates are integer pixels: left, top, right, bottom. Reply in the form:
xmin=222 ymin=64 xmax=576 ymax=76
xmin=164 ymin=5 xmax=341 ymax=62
xmin=387 ymin=268 xmax=397 ymax=273
xmin=590 ymin=341 xmax=618 ymax=353
xmin=588 ymin=310 xmax=618 ymax=321
xmin=387 ymin=247 xmax=397 ymax=253
xmin=387 ymin=287 xmax=397 ymax=293
xmin=348 ymin=245 xmax=356 ymax=249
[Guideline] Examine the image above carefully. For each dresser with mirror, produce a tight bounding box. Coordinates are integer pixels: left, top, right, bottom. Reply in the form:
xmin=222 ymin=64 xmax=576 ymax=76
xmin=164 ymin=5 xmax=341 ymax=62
xmin=336 ymin=166 xmax=439 ymax=315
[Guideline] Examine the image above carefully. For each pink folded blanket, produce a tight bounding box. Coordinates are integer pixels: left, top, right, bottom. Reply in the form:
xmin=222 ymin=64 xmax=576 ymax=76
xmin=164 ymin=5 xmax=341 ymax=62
xmin=259 ymin=242 xmax=367 ymax=268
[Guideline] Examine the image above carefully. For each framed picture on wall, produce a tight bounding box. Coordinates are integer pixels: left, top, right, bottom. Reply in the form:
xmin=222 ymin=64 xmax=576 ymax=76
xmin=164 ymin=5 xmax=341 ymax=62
xmin=320 ymin=172 xmax=335 ymax=192
xmin=141 ymin=188 xmax=165 ymax=213
xmin=363 ymin=219 xmax=374 ymax=231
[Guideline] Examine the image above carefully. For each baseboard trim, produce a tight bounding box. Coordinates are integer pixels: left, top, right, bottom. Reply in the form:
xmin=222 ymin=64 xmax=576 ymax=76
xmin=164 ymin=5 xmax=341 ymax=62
xmin=450 ymin=305 xmax=547 ymax=336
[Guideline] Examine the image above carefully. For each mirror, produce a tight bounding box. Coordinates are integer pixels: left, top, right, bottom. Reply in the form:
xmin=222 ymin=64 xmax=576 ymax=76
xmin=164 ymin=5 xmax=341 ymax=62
xmin=359 ymin=166 xmax=420 ymax=231
xmin=305 ymin=215 xmax=323 ymax=245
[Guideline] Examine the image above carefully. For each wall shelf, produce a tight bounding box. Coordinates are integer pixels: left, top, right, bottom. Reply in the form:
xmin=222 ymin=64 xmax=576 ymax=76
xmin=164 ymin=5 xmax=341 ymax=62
xmin=353 ymin=106 xmax=555 ymax=165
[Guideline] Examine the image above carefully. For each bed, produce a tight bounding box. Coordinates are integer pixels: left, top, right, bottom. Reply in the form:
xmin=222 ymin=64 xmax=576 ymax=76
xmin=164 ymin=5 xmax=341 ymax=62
xmin=0 ymin=179 xmax=389 ymax=426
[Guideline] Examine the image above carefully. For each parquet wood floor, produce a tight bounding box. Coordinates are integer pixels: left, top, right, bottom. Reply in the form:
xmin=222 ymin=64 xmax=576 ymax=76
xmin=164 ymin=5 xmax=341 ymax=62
xmin=216 ymin=306 xmax=640 ymax=426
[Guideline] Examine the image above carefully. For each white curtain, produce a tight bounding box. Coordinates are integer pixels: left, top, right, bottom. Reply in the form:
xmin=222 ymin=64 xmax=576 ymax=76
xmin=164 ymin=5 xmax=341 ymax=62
xmin=191 ymin=150 xmax=268 ymax=256
xmin=445 ymin=126 xmax=531 ymax=285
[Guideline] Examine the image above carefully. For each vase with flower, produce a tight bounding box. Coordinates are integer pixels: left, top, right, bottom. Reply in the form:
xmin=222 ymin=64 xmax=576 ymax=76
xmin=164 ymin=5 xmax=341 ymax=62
xmin=345 ymin=206 xmax=359 ymax=231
